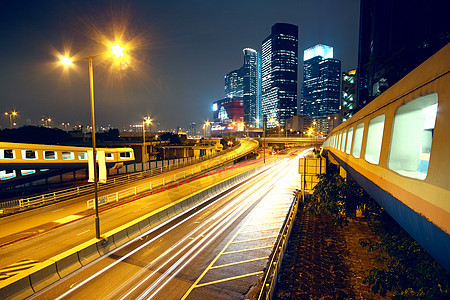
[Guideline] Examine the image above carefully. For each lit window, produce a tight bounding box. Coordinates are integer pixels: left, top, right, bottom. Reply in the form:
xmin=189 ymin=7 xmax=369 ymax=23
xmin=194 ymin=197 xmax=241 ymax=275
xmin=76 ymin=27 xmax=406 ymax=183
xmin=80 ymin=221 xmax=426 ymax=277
xmin=352 ymin=123 xmax=364 ymax=158
xmin=340 ymin=130 xmax=347 ymax=151
xmin=0 ymin=149 xmax=14 ymax=159
xmin=78 ymin=152 xmax=88 ymax=160
xmin=364 ymin=115 xmax=385 ymax=164
xmin=62 ymin=151 xmax=74 ymax=160
xmin=388 ymin=94 xmax=438 ymax=180
xmin=22 ymin=150 xmax=37 ymax=160
xmin=44 ymin=151 xmax=57 ymax=160
xmin=105 ymin=152 xmax=114 ymax=160
xmin=337 ymin=132 xmax=342 ymax=150
xmin=346 ymin=127 xmax=353 ymax=154
xmin=120 ymin=152 xmax=132 ymax=158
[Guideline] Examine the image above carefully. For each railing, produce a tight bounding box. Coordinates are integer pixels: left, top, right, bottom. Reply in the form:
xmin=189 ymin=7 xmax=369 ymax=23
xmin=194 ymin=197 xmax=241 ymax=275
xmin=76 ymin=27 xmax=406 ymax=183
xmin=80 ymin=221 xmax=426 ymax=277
xmin=0 ymin=140 xmax=258 ymax=215
xmin=257 ymin=191 xmax=300 ymax=300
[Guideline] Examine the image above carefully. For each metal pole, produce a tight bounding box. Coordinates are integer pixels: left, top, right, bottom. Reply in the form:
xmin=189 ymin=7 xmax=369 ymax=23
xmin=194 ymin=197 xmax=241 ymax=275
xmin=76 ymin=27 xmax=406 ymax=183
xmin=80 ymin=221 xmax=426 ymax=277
xmin=142 ymin=120 xmax=146 ymax=171
xmin=263 ymin=120 xmax=266 ymax=164
xmin=89 ymin=56 xmax=100 ymax=240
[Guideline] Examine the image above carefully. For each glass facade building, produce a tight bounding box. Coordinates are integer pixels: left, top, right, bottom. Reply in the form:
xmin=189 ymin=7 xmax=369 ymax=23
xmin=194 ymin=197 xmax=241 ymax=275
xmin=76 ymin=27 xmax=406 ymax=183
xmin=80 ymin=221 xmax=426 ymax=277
xmin=242 ymin=48 xmax=261 ymax=127
xmin=261 ymin=23 xmax=298 ymax=128
xmin=357 ymin=0 xmax=449 ymax=109
xmin=301 ymin=44 xmax=341 ymax=118
xmin=224 ymin=69 xmax=243 ymax=98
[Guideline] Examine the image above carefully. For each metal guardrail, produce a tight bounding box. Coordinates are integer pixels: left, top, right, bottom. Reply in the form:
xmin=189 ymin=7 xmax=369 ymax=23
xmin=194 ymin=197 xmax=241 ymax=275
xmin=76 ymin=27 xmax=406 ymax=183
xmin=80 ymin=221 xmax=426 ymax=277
xmin=257 ymin=192 xmax=300 ymax=300
xmin=0 ymin=140 xmax=258 ymax=215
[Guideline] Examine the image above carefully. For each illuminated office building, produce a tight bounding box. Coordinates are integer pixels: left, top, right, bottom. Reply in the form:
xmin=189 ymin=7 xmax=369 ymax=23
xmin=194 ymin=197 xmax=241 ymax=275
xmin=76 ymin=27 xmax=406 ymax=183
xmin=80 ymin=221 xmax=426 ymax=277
xmin=225 ymin=69 xmax=243 ymax=98
xmin=261 ymin=23 xmax=298 ymax=128
xmin=301 ymin=44 xmax=341 ymax=118
xmin=341 ymin=69 xmax=357 ymax=122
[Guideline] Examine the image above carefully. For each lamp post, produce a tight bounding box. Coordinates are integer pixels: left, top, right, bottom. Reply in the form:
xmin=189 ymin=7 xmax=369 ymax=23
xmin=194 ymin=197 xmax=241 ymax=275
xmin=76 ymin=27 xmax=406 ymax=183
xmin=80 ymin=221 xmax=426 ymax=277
xmin=61 ymin=43 xmax=125 ymax=239
xmin=142 ymin=117 xmax=151 ymax=170
xmin=4 ymin=111 xmax=17 ymax=129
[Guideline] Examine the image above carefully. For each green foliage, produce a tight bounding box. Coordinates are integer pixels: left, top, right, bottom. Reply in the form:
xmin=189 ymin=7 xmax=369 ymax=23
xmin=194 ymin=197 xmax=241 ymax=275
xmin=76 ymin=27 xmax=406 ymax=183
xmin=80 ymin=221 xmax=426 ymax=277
xmin=305 ymin=169 xmax=450 ymax=298
xmin=304 ymin=172 xmax=371 ymax=225
xmin=360 ymin=211 xmax=450 ymax=298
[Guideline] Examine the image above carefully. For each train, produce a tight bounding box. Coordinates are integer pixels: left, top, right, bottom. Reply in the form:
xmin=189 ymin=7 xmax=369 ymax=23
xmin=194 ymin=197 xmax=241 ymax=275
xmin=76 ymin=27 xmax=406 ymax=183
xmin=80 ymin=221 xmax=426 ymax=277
xmin=0 ymin=142 xmax=134 ymax=180
xmin=322 ymin=43 xmax=450 ymax=271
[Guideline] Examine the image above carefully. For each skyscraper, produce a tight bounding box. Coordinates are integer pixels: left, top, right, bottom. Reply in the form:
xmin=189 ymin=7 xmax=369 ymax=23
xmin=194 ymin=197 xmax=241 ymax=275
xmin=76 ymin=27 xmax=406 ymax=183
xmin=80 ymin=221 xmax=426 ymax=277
xmin=242 ymin=48 xmax=261 ymax=127
xmin=261 ymin=23 xmax=298 ymax=127
xmin=341 ymin=69 xmax=357 ymax=122
xmin=301 ymin=44 xmax=341 ymax=118
xmin=224 ymin=69 xmax=243 ymax=98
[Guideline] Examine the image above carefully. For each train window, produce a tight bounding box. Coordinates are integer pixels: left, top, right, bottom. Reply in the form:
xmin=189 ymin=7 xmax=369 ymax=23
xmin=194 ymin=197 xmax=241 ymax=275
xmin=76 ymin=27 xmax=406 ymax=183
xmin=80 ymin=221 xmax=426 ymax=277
xmin=365 ymin=115 xmax=385 ymax=164
xmin=120 ymin=152 xmax=132 ymax=158
xmin=105 ymin=153 xmax=114 ymax=160
xmin=388 ymin=93 xmax=438 ymax=180
xmin=78 ymin=152 xmax=88 ymax=160
xmin=337 ymin=132 xmax=342 ymax=150
xmin=44 ymin=151 xmax=57 ymax=160
xmin=340 ymin=130 xmax=347 ymax=151
xmin=22 ymin=150 xmax=37 ymax=160
xmin=352 ymin=123 xmax=364 ymax=158
xmin=346 ymin=127 xmax=353 ymax=154
xmin=62 ymin=151 xmax=74 ymax=160
xmin=0 ymin=149 xmax=15 ymax=159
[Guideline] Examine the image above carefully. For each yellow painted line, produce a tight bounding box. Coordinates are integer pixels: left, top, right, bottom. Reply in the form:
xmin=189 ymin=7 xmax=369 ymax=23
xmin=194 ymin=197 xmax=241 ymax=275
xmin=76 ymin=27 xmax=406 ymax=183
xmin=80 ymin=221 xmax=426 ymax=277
xmin=195 ymin=271 xmax=263 ymax=288
xmin=222 ymin=245 xmax=272 ymax=255
xmin=210 ymin=256 xmax=268 ymax=269
xmin=230 ymin=235 xmax=278 ymax=244
xmin=239 ymin=227 xmax=279 ymax=234
xmin=181 ymin=226 xmax=243 ymax=300
xmin=53 ymin=214 xmax=83 ymax=224
xmin=244 ymin=221 xmax=282 ymax=226
xmin=1 ymin=260 xmax=36 ymax=267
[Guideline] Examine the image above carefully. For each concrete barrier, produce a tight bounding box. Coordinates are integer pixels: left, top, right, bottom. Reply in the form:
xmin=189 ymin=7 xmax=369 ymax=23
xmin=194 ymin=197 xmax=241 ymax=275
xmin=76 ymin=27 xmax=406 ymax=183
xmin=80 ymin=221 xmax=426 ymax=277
xmin=29 ymin=260 xmax=60 ymax=292
xmin=96 ymin=237 xmax=115 ymax=256
xmin=126 ymin=223 xmax=141 ymax=240
xmin=111 ymin=228 xmax=129 ymax=248
xmin=55 ymin=251 xmax=82 ymax=278
xmin=0 ymin=273 xmax=34 ymax=299
xmin=138 ymin=218 xmax=150 ymax=233
xmin=78 ymin=242 xmax=100 ymax=266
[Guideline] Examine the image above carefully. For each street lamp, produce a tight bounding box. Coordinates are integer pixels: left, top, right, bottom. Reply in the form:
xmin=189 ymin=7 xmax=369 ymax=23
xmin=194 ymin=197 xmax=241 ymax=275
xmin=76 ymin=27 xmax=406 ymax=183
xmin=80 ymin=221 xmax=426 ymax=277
xmin=143 ymin=117 xmax=151 ymax=170
xmin=4 ymin=111 xmax=17 ymax=129
xmin=203 ymin=121 xmax=210 ymax=138
xmin=61 ymin=43 xmax=126 ymax=239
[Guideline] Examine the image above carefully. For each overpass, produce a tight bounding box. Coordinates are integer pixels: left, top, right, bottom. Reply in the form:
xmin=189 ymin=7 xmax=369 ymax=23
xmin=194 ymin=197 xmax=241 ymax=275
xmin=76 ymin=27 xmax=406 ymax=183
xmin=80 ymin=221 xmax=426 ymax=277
xmin=322 ymin=44 xmax=450 ymax=271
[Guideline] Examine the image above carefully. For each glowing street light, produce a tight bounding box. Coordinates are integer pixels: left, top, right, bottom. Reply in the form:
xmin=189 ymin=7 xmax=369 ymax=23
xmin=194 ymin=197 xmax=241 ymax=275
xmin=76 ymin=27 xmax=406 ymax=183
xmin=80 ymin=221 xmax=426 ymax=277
xmin=4 ymin=111 xmax=17 ymax=129
xmin=203 ymin=120 xmax=211 ymax=138
xmin=60 ymin=42 xmax=127 ymax=239
xmin=142 ymin=117 xmax=152 ymax=170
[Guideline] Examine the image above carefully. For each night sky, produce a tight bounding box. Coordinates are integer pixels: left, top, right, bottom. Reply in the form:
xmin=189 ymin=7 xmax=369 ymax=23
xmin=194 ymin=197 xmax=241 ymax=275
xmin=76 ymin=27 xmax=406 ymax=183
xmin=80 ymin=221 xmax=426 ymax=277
xmin=0 ymin=0 xmax=360 ymax=132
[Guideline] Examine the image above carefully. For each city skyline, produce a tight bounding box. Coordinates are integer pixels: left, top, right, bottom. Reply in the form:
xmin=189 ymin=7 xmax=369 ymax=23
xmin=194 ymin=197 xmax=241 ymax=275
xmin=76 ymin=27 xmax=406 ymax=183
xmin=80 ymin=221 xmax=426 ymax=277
xmin=0 ymin=0 xmax=360 ymax=131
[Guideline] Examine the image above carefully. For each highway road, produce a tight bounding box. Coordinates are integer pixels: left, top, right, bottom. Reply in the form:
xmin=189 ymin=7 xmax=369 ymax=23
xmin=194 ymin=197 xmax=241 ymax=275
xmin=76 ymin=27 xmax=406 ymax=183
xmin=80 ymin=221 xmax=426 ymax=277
xmin=0 ymin=140 xmax=269 ymax=272
xmin=29 ymin=150 xmax=305 ymax=300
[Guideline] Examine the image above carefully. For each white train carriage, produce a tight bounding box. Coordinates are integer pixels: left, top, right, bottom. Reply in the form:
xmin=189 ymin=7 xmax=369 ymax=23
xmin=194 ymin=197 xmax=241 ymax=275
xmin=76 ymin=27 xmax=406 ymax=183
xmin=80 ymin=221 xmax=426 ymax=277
xmin=322 ymin=43 xmax=450 ymax=271
xmin=0 ymin=142 xmax=134 ymax=180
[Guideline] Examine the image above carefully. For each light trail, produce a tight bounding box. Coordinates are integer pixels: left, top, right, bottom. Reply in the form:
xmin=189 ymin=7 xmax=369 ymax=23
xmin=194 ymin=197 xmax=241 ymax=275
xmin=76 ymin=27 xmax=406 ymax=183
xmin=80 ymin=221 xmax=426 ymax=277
xmin=51 ymin=160 xmax=282 ymax=300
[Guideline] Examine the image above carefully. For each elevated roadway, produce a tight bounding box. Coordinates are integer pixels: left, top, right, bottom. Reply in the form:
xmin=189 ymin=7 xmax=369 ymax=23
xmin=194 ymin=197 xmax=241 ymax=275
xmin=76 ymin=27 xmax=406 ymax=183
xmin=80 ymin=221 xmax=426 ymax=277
xmin=28 ymin=150 xmax=303 ymax=299
xmin=0 ymin=139 xmax=262 ymax=268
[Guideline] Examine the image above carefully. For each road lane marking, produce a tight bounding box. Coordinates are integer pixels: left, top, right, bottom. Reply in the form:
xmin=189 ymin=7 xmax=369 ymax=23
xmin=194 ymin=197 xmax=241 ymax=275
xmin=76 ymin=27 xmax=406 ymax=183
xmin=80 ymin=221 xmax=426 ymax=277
xmin=210 ymin=256 xmax=268 ymax=269
xmin=230 ymin=236 xmax=278 ymax=244
xmin=195 ymin=271 xmax=263 ymax=288
xmin=76 ymin=230 xmax=90 ymax=236
xmin=239 ymin=227 xmax=279 ymax=234
xmin=0 ymin=260 xmax=39 ymax=280
xmin=222 ymin=245 xmax=272 ymax=255
xmin=52 ymin=208 xmax=64 ymax=213
xmin=53 ymin=215 xmax=83 ymax=224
